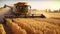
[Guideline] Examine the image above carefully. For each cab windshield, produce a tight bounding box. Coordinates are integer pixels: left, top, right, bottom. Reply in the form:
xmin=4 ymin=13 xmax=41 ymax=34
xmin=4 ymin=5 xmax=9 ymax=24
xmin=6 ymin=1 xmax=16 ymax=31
xmin=19 ymin=5 xmax=28 ymax=13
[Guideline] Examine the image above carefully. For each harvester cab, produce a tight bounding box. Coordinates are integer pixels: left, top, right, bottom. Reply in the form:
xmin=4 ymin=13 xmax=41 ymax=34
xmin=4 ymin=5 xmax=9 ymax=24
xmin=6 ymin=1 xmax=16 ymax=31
xmin=14 ymin=2 xmax=31 ymax=17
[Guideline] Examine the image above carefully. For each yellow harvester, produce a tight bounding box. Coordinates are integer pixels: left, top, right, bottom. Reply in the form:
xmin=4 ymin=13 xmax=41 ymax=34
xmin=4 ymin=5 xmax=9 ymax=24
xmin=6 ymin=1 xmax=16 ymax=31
xmin=4 ymin=2 xmax=31 ymax=17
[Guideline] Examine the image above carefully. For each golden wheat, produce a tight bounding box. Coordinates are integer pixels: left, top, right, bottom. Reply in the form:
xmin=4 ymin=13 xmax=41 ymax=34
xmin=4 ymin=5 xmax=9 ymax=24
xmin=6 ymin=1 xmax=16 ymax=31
xmin=6 ymin=18 xmax=60 ymax=34
xmin=6 ymin=19 xmax=27 ymax=34
xmin=0 ymin=24 xmax=6 ymax=34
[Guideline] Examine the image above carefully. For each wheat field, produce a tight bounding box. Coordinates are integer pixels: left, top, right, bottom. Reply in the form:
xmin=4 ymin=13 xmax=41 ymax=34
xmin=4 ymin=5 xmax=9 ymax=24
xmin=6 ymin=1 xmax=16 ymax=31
xmin=3 ymin=18 xmax=59 ymax=34
xmin=0 ymin=24 xmax=6 ymax=34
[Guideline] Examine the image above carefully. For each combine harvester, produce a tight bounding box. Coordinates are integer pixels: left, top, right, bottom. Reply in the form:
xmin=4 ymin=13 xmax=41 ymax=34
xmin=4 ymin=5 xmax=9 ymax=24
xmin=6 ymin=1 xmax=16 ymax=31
xmin=4 ymin=2 xmax=31 ymax=18
xmin=4 ymin=2 xmax=45 ymax=18
xmin=2 ymin=2 xmax=45 ymax=34
xmin=2 ymin=2 xmax=45 ymax=24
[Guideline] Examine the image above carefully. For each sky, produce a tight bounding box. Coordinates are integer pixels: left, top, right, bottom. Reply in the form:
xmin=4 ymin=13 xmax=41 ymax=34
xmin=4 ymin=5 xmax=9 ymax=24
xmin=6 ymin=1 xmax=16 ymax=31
xmin=0 ymin=0 xmax=60 ymax=10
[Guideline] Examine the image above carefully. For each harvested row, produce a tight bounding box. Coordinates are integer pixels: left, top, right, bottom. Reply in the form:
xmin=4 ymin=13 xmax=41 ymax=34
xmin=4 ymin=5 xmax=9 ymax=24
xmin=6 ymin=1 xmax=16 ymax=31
xmin=13 ymin=18 xmax=44 ymax=31
xmin=33 ymin=18 xmax=60 ymax=34
xmin=6 ymin=19 xmax=27 ymax=34
xmin=0 ymin=24 xmax=6 ymax=34
xmin=13 ymin=18 xmax=60 ymax=34
xmin=34 ymin=18 xmax=60 ymax=26
xmin=5 ymin=18 xmax=60 ymax=34
xmin=13 ymin=18 xmax=40 ymax=34
xmin=14 ymin=18 xmax=45 ymax=34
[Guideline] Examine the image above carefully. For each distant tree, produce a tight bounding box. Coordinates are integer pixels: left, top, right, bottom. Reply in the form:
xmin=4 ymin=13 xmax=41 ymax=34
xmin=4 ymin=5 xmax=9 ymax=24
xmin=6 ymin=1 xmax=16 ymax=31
xmin=53 ymin=10 xmax=58 ymax=13
xmin=59 ymin=9 xmax=60 ymax=12
xmin=45 ymin=9 xmax=47 ymax=12
xmin=48 ymin=9 xmax=51 ymax=13
xmin=45 ymin=9 xmax=51 ymax=13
